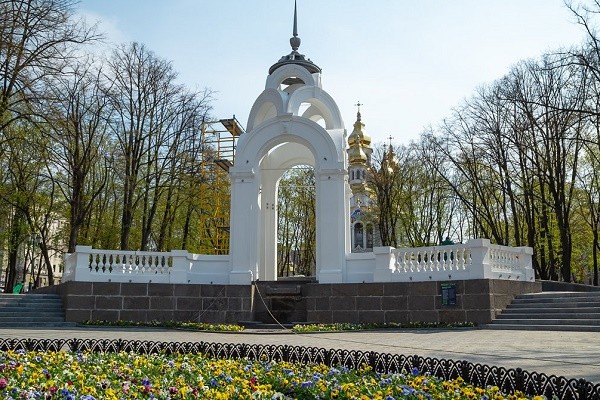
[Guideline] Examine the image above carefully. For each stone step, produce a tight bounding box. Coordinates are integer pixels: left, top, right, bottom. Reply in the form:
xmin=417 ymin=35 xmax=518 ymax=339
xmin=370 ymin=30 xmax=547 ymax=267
xmin=497 ymin=312 xmax=600 ymax=319
xmin=507 ymin=302 xmax=600 ymax=309
xmin=0 ymin=321 xmax=77 ymax=328
xmin=511 ymin=297 xmax=600 ymax=305
xmin=0 ymin=303 xmax=63 ymax=310
xmin=516 ymin=291 xmax=600 ymax=299
xmin=504 ymin=306 xmax=600 ymax=313
xmin=0 ymin=316 xmax=66 ymax=322
xmin=484 ymin=324 xmax=600 ymax=332
xmin=239 ymin=321 xmax=294 ymax=329
xmin=491 ymin=291 xmax=600 ymax=332
xmin=0 ymin=293 xmax=67 ymax=326
xmin=0 ymin=310 xmax=64 ymax=317
xmin=493 ymin=318 xmax=600 ymax=326
xmin=0 ymin=298 xmax=62 ymax=305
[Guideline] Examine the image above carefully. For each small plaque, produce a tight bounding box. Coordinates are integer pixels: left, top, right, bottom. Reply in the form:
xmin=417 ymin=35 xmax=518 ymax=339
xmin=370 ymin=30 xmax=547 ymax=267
xmin=441 ymin=283 xmax=456 ymax=306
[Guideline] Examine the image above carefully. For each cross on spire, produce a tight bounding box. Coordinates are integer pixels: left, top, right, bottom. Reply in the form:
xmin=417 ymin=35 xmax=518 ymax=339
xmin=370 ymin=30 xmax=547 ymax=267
xmin=355 ymin=101 xmax=362 ymax=121
xmin=387 ymin=135 xmax=393 ymax=146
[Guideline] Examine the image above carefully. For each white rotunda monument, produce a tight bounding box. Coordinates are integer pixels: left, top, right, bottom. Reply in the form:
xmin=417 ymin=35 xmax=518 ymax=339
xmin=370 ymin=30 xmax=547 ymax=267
xmin=228 ymin=4 xmax=349 ymax=284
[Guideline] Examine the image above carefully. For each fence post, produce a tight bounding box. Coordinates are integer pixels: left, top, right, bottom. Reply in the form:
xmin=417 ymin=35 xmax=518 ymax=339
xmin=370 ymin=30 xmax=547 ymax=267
xmin=369 ymin=351 xmax=378 ymax=372
xmin=325 ymin=348 xmax=332 ymax=367
xmin=578 ymin=378 xmax=589 ymax=400
xmin=461 ymin=361 xmax=470 ymax=382
xmin=282 ymin=345 xmax=289 ymax=363
xmin=515 ymin=368 xmax=525 ymax=393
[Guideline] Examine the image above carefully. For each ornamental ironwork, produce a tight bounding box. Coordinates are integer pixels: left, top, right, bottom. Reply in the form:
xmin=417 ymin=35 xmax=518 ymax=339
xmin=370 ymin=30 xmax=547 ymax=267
xmin=0 ymin=338 xmax=597 ymax=400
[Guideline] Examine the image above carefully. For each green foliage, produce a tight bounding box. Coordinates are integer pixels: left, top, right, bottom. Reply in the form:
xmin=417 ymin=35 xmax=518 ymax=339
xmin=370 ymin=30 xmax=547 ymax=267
xmin=80 ymin=319 xmax=245 ymax=331
xmin=291 ymin=322 xmax=476 ymax=333
xmin=277 ymin=166 xmax=316 ymax=277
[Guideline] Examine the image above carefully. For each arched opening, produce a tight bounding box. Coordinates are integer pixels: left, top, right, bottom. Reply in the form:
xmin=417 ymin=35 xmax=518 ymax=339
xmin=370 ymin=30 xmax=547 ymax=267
xmin=354 ymin=222 xmax=364 ymax=250
xmin=277 ymin=165 xmax=316 ymax=277
xmin=229 ymin=114 xmax=348 ymax=285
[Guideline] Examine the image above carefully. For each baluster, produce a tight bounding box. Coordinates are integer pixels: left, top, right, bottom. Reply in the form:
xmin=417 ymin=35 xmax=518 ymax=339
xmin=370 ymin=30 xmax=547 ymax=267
xmin=148 ymin=255 xmax=154 ymax=273
xmin=128 ymin=254 xmax=133 ymax=272
xmin=101 ymin=254 xmax=107 ymax=273
xmin=457 ymin=248 xmax=465 ymax=270
xmin=399 ymin=251 xmax=407 ymax=273
xmin=108 ymin=254 xmax=114 ymax=273
xmin=141 ymin=255 xmax=147 ymax=272
xmin=88 ymin=254 xmax=93 ymax=271
xmin=94 ymin=254 xmax=100 ymax=272
xmin=135 ymin=255 xmax=140 ymax=272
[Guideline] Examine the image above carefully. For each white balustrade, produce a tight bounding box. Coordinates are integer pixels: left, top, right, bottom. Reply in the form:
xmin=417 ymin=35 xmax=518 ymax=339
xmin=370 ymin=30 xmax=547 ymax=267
xmin=63 ymin=246 xmax=230 ymax=284
xmin=371 ymin=239 xmax=535 ymax=283
xmin=63 ymin=239 xmax=535 ymax=285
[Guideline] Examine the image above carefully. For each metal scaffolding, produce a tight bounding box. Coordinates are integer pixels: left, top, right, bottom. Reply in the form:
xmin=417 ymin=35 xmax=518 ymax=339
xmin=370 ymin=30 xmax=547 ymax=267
xmin=198 ymin=116 xmax=245 ymax=255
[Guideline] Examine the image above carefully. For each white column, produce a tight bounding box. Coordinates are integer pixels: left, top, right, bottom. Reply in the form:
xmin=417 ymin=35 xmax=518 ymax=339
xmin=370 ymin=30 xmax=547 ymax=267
xmin=260 ymin=169 xmax=279 ymax=281
xmin=229 ymin=169 xmax=260 ymax=284
xmin=315 ymin=168 xmax=348 ymax=283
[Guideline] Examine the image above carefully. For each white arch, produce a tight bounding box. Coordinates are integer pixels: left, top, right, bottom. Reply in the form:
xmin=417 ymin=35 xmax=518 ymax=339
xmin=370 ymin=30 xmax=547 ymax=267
xmin=235 ymin=115 xmax=344 ymax=171
xmin=229 ymin=114 xmax=348 ymax=284
xmin=265 ymin=64 xmax=319 ymax=90
xmin=246 ymin=89 xmax=287 ymax=132
xmin=287 ymin=86 xmax=344 ymax=130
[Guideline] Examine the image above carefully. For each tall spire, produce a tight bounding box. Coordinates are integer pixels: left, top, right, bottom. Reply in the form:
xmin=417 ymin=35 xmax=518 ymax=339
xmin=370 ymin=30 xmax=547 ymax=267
xmin=290 ymin=0 xmax=300 ymax=51
xmin=293 ymin=1 xmax=298 ymax=36
xmin=269 ymin=0 xmax=321 ymax=75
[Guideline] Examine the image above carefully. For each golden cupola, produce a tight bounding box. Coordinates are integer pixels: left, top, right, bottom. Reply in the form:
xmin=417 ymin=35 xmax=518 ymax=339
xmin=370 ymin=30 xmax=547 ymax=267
xmin=347 ymin=109 xmax=372 ymax=165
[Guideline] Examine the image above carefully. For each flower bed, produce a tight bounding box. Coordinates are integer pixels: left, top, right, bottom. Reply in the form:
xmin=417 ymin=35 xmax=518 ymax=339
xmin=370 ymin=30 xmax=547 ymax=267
xmin=80 ymin=320 xmax=245 ymax=332
xmin=0 ymin=349 xmax=541 ymax=399
xmin=291 ymin=322 xmax=475 ymax=333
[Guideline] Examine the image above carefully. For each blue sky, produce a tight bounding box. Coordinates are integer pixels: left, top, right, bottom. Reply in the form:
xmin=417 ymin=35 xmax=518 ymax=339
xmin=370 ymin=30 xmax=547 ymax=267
xmin=78 ymin=1 xmax=587 ymax=145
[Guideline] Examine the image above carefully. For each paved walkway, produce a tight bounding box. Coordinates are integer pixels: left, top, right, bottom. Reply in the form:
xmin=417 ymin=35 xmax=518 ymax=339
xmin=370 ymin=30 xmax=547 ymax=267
xmin=0 ymin=327 xmax=597 ymax=384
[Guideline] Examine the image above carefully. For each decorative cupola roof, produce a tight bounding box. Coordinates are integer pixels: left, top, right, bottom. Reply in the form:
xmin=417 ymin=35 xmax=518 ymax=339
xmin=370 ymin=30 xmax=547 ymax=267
xmin=347 ymin=102 xmax=372 ymax=165
xmin=380 ymin=142 xmax=396 ymax=174
xmin=269 ymin=1 xmax=322 ymax=76
xmin=347 ymin=106 xmax=372 ymax=148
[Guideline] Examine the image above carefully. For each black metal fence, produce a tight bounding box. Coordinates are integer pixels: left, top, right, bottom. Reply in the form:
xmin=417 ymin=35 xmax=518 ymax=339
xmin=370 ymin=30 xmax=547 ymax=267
xmin=0 ymin=338 xmax=598 ymax=400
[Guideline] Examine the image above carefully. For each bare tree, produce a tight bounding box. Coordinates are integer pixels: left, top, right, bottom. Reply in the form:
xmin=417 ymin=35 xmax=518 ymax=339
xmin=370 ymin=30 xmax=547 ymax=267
xmin=42 ymin=59 xmax=112 ymax=253
xmin=0 ymin=0 xmax=99 ymax=132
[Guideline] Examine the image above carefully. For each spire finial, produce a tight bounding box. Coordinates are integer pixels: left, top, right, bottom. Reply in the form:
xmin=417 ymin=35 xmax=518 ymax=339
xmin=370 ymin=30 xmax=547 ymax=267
xmin=290 ymin=1 xmax=301 ymax=51
xmin=355 ymin=101 xmax=362 ymax=121
xmin=388 ymin=135 xmax=393 ymax=147
xmin=293 ymin=0 xmax=298 ymax=37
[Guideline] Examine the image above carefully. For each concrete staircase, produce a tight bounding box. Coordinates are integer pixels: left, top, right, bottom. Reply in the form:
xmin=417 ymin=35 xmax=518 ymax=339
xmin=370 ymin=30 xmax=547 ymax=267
xmin=0 ymin=293 xmax=75 ymax=328
xmin=489 ymin=291 xmax=600 ymax=332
